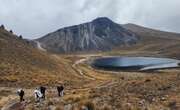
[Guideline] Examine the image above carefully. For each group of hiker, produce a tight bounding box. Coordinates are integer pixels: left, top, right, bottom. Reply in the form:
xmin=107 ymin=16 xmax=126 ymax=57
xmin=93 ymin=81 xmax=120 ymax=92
xmin=17 ymin=86 xmax=64 ymax=102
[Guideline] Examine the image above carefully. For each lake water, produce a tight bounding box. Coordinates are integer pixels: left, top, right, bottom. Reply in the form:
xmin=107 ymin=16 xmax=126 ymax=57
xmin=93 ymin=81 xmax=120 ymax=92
xmin=91 ymin=57 xmax=180 ymax=71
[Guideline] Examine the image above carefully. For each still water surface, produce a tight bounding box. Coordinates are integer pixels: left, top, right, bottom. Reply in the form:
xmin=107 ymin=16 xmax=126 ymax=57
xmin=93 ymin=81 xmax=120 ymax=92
xmin=92 ymin=57 xmax=180 ymax=71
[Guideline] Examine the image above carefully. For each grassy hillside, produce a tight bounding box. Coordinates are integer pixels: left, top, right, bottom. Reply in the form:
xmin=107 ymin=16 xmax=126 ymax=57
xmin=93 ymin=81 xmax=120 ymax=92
xmin=123 ymin=23 xmax=180 ymax=40
xmin=0 ymin=28 xmax=92 ymax=87
xmin=105 ymin=23 xmax=180 ymax=59
xmin=0 ymin=27 xmax=113 ymax=109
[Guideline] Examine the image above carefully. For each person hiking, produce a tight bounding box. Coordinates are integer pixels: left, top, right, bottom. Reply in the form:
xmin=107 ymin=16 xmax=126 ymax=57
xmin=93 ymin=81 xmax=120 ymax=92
xmin=57 ymin=85 xmax=64 ymax=97
xmin=39 ymin=86 xmax=46 ymax=99
xmin=17 ymin=89 xmax=25 ymax=102
xmin=34 ymin=88 xmax=43 ymax=102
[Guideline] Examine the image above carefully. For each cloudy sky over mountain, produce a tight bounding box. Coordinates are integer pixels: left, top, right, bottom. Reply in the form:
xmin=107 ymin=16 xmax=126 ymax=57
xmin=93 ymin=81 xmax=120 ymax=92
xmin=0 ymin=0 xmax=180 ymax=39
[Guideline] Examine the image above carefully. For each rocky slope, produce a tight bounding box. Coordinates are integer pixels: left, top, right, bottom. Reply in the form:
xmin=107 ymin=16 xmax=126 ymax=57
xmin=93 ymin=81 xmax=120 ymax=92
xmin=36 ymin=17 xmax=139 ymax=53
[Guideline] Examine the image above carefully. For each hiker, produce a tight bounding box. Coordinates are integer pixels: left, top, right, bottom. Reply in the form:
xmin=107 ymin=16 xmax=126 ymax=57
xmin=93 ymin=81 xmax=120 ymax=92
xmin=34 ymin=88 xmax=43 ymax=102
xmin=57 ymin=85 xmax=64 ymax=97
xmin=17 ymin=89 xmax=25 ymax=102
xmin=39 ymin=86 xmax=46 ymax=99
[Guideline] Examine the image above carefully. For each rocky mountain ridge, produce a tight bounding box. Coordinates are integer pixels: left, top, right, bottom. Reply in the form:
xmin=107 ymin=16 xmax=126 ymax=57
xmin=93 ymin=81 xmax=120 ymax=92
xmin=36 ymin=17 xmax=139 ymax=53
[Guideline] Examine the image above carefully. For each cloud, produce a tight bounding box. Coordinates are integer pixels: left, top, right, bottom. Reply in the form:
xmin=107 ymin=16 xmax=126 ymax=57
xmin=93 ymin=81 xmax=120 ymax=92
xmin=0 ymin=0 xmax=180 ymax=39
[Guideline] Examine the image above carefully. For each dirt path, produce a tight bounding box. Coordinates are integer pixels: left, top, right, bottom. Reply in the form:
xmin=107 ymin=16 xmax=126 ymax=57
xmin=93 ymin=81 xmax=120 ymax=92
xmin=71 ymin=56 xmax=118 ymax=92
xmin=0 ymin=55 xmax=118 ymax=109
xmin=72 ymin=57 xmax=95 ymax=80
xmin=35 ymin=41 xmax=46 ymax=51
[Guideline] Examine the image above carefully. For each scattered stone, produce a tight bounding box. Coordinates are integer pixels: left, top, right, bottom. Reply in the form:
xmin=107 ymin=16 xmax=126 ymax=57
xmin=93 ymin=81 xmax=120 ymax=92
xmin=121 ymin=77 xmax=125 ymax=80
xmin=160 ymin=97 xmax=166 ymax=101
xmin=81 ymin=106 xmax=88 ymax=110
xmin=168 ymin=101 xmax=177 ymax=110
xmin=145 ymin=94 xmax=155 ymax=103
xmin=2 ymin=101 xmax=26 ymax=110
xmin=158 ymin=86 xmax=171 ymax=91
xmin=48 ymin=105 xmax=56 ymax=110
xmin=125 ymin=103 xmax=132 ymax=108
xmin=138 ymin=99 xmax=145 ymax=107
xmin=73 ymin=91 xmax=76 ymax=94
xmin=64 ymin=104 xmax=73 ymax=110
xmin=145 ymin=79 xmax=151 ymax=82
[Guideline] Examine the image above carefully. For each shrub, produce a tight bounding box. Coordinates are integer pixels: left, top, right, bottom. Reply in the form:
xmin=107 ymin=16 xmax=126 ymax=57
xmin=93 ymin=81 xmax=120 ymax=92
xmin=9 ymin=30 xmax=13 ymax=34
xmin=19 ymin=35 xmax=23 ymax=39
xmin=0 ymin=25 xmax=5 ymax=29
xmin=78 ymin=101 xmax=95 ymax=110
xmin=47 ymin=100 xmax=54 ymax=106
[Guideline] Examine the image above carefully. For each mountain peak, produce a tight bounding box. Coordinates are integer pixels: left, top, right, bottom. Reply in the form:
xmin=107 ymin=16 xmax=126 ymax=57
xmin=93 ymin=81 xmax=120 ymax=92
xmin=92 ymin=17 xmax=113 ymax=24
xmin=37 ymin=18 xmax=139 ymax=53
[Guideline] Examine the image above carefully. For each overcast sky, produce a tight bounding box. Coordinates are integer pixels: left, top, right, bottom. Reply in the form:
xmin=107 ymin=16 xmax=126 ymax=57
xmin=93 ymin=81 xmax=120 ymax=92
xmin=0 ymin=0 xmax=180 ymax=39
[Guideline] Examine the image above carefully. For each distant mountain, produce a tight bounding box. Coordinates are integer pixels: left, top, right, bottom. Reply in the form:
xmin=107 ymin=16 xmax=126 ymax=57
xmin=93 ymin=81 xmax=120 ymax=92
xmin=36 ymin=17 xmax=139 ymax=53
xmin=123 ymin=23 xmax=180 ymax=40
xmin=122 ymin=23 xmax=180 ymax=58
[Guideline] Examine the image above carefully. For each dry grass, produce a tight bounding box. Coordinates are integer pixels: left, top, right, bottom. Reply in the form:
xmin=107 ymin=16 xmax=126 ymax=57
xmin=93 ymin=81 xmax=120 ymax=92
xmin=1 ymin=26 xmax=180 ymax=109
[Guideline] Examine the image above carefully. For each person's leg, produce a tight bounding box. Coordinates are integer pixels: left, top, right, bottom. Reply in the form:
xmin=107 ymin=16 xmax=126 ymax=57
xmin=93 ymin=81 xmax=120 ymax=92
xmin=42 ymin=93 xmax=44 ymax=99
xmin=58 ymin=91 xmax=60 ymax=97
xmin=22 ymin=95 xmax=24 ymax=101
xmin=37 ymin=98 xmax=40 ymax=102
xmin=62 ymin=90 xmax=64 ymax=96
xmin=19 ymin=96 xmax=22 ymax=102
xmin=44 ymin=92 xmax=46 ymax=99
xmin=21 ymin=96 xmax=23 ymax=102
xmin=35 ymin=94 xmax=39 ymax=103
xmin=60 ymin=90 xmax=64 ymax=96
xmin=57 ymin=88 xmax=60 ymax=97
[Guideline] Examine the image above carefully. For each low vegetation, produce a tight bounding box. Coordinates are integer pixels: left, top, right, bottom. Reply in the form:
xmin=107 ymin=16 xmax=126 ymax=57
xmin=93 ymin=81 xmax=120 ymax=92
xmin=1 ymin=25 xmax=180 ymax=109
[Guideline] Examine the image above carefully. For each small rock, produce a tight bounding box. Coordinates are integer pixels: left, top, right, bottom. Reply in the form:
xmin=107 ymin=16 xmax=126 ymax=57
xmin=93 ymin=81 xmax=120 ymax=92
xmin=48 ymin=105 xmax=56 ymax=110
xmin=64 ymin=104 xmax=72 ymax=110
xmin=138 ymin=99 xmax=145 ymax=107
xmin=2 ymin=102 xmax=26 ymax=110
xmin=126 ymin=103 xmax=132 ymax=107
xmin=81 ymin=106 xmax=88 ymax=110
xmin=145 ymin=79 xmax=151 ymax=82
xmin=168 ymin=101 xmax=177 ymax=110
xmin=160 ymin=97 xmax=166 ymax=101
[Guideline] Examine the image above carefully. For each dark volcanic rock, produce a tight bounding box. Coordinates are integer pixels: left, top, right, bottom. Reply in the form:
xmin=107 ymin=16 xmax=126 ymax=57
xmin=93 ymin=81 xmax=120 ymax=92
xmin=36 ymin=17 xmax=139 ymax=53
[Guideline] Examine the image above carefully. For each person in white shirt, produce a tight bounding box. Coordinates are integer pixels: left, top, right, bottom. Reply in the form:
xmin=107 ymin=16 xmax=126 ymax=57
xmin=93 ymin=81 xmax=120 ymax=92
xmin=34 ymin=88 xmax=43 ymax=102
xmin=39 ymin=86 xmax=46 ymax=99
